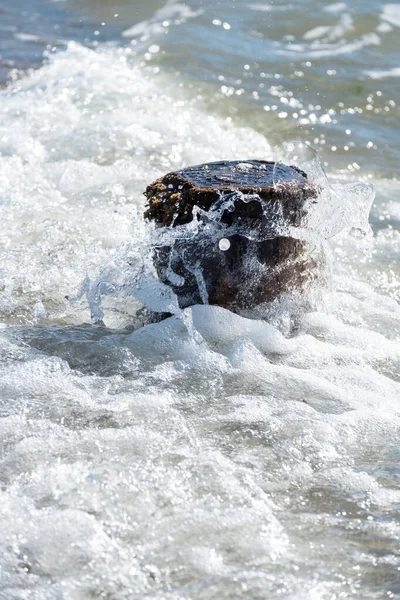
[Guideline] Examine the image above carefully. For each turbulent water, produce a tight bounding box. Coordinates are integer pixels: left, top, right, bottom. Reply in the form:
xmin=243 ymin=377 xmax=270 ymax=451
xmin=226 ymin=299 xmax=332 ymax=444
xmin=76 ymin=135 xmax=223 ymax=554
xmin=0 ymin=1 xmax=400 ymax=598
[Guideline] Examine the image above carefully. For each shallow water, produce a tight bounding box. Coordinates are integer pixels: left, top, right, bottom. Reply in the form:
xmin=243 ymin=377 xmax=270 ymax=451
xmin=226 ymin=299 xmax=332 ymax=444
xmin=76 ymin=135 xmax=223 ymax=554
xmin=0 ymin=1 xmax=399 ymax=599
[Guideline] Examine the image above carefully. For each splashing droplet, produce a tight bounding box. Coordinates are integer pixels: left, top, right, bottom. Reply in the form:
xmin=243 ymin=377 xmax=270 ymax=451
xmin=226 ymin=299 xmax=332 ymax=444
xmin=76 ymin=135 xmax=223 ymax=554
xmin=219 ymin=238 xmax=231 ymax=251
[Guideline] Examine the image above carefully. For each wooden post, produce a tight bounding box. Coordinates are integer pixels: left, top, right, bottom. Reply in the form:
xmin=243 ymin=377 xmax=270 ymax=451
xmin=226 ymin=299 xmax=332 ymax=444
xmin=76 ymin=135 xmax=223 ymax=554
xmin=144 ymin=160 xmax=319 ymax=314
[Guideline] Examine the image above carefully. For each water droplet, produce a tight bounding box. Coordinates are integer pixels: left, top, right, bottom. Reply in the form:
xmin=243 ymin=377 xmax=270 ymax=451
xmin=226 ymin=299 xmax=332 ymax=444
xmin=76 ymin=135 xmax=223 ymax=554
xmin=219 ymin=238 xmax=230 ymax=251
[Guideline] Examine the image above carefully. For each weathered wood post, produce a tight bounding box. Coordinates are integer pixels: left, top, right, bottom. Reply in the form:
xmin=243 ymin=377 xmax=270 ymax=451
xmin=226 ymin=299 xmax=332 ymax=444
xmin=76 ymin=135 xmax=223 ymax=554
xmin=144 ymin=160 xmax=319 ymax=315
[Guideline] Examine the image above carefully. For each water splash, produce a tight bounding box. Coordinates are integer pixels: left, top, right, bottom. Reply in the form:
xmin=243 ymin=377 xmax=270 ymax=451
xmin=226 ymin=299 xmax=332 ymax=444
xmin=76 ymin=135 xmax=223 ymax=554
xmin=274 ymin=142 xmax=375 ymax=241
xmin=83 ymin=146 xmax=375 ymax=323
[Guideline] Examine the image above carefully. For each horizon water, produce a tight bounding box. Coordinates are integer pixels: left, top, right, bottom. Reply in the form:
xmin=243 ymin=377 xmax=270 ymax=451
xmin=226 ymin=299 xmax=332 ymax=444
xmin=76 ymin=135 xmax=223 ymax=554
xmin=0 ymin=1 xmax=400 ymax=598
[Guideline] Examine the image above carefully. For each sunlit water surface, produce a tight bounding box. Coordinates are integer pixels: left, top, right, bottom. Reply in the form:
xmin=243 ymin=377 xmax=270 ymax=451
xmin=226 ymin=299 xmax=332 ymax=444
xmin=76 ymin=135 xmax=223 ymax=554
xmin=0 ymin=1 xmax=399 ymax=598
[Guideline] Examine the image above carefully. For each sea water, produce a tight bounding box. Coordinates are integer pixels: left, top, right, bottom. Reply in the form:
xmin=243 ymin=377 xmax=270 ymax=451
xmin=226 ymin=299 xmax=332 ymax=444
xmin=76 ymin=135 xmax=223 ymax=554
xmin=0 ymin=1 xmax=399 ymax=598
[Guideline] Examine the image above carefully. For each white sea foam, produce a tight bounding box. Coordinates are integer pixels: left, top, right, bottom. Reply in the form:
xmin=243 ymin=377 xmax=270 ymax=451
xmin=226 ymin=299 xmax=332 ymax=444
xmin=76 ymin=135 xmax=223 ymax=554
xmin=323 ymin=2 xmax=348 ymax=13
xmin=376 ymin=20 xmax=393 ymax=33
xmin=247 ymin=2 xmax=295 ymax=11
xmin=303 ymin=26 xmax=332 ymax=41
xmin=381 ymin=3 xmax=400 ymax=27
xmin=14 ymin=32 xmax=41 ymax=42
xmin=365 ymin=67 xmax=400 ymax=79
xmin=304 ymin=14 xmax=354 ymax=43
xmin=276 ymin=32 xmax=381 ymax=59
xmin=0 ymin=38 xmax=400 ymax=600
xmin=122 ymin=1 xmax=203 ymax=39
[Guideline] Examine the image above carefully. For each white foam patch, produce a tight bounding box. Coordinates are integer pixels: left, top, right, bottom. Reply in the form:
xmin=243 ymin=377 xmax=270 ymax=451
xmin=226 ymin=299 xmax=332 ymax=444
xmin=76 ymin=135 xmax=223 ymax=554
xmin=365 ymin=66 xmax=400 ymax=79
xmin=381 ymin=3 xmax=400 ymax=27
xmin=14 ymin=32 xmax=41 ymax=42
xmin=303 ymin=26 xmax=332 ymax=40
xmin=276 ymin=32 xmax=380 ymax=59
xmin=247 ymin=2 xmax=295 ymax=11
xmin=122 ymin=1 xmax=203 ymax=38
xmin=323 ymin=2 xmax=347 ymax=13
xmin=376 ymin=21 xmax=394 ymax=32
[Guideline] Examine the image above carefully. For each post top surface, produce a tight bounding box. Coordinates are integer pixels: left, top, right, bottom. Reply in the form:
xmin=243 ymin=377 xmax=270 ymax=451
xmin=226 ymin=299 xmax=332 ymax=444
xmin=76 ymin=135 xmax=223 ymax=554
xmin=175 ymin=160 xmax=308 ymax=190
xmin=144 ymin=160 xmax=319 ymax=226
